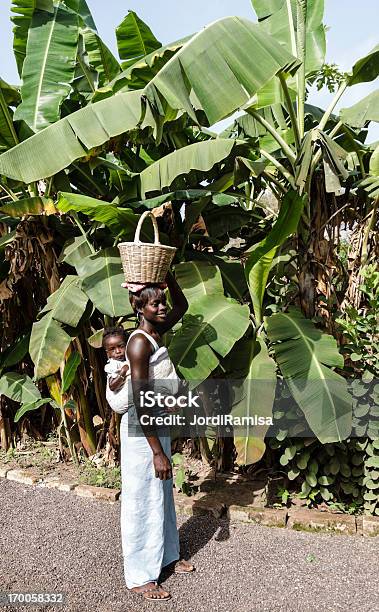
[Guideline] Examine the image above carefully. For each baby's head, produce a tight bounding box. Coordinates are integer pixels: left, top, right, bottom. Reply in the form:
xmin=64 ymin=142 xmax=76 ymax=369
xmin=102 ymin=326 xmax=127 ymax=361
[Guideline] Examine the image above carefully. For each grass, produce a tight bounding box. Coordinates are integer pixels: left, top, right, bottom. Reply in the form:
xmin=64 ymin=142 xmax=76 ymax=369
xmin=0 ymin=438 xmax=56 ymax=467
xmin=77 ymin=460 xmax=121 ymax=489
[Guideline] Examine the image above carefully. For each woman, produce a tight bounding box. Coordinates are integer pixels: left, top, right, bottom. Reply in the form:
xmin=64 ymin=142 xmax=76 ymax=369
xmin=120 ymin=271 xmax=194 ymax=601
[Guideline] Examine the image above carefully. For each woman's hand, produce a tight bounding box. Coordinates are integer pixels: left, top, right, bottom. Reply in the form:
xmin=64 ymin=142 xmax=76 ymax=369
xmin=153 ymin=451 xmax=172 ymax=480
xmin=156 ymin=270 xmax=188 ymax=334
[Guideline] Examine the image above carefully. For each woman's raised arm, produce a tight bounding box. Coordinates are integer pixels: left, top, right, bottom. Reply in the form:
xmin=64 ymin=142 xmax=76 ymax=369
xmin=157 ymin=270 xmax=188 ymax=334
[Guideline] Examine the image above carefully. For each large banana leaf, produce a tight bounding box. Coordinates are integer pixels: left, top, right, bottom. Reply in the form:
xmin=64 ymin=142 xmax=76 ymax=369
xmin=30 ymin=275 xmax=88 ymax=379
xmin=38 ymin=275 xmax=88 ymax=325
xmin=181 ymin=253 xmax=249 ymax=302
xmin=251 ymin=0 xmax=326 ymax=75
xmin=246 ymin=247 xmax=277 ymax=325
xmin=30 ymin=312 xmax=72 ymax=380
xmin=0 ymin=16 xmax=299 ymax=181
xmin=98 ymin=37 xmax=190 ymax=97
xmin=59 ymin=235 xmax=92 ymax=270
xmin=14 ymin=398 xmax=50 ymax=423
xmin=206 ymin=255 xmax=248 ymax=301
xmin=145 ymin=16 xmax=300 ymax=126
xmin=57 ymin=192 xmax=139 ymax=237
xmin=14 ymin=1 xmax=80 ymax=131
xmin=80 ymin=248 xmax=132 ymax=317
xmin=245 ymin=190 xmax=305 ymax=323
xmin=0 ymin=372 xmax=41 ymax=403
xmin=348 ymin=44 xmax=379 ymax=86
xmin=57 ymin=192 xmax=161 ymax=242
xmin=266 ymin=307 xmax=352 ymax=443
xmin=66 ymin=0 xmax=120 ymax=85
xmin=169 ymin=295 xmax=250 ymax=382
xmin=340 ymin=90 xmax=379 ymax=128
xmin=189 ymin=296 xmax=250 ymax=358
xmin=116 ymin=11 xmax=161 ymax=69
xmin=11 ymin=0 xmax=36 ymax=76
xmin=231 ymin=336 xmax=276 ymax=465
xmin=174 ymin=261 xmax=224 ymax=302
xmin=82 ymin=30 xmax=120 ymax=85
xmin=140 ymin=139 xmax=239 ymax=197
xmin=0 ymin=89 xmax=148 ymax=182
xmin=168 ymin=315 xmax=220 ymax=383
xmin=0 ymin=196 xmax=57 ymax=216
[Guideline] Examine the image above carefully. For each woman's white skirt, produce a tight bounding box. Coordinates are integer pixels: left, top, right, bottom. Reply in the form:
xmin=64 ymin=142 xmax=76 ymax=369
xmin=120 ymin=405 xmax=180 ymax=589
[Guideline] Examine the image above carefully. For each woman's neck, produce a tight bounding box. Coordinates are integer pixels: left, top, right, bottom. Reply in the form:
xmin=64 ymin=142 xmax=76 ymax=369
xmin=138 ymin=320 xmax=160 ymax=339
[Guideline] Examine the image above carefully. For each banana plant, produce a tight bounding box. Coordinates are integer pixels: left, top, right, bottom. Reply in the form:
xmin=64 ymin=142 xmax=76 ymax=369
xmin=0 ymin=2 xmax=377 ymax=466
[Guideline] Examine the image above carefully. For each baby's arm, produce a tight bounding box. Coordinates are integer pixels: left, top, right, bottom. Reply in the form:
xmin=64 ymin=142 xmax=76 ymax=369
xmin=108 ymin=364 xmax=129 ymax=392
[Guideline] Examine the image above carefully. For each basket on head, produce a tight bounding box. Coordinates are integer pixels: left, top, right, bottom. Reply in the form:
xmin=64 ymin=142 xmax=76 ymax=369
xmin=118 ymin=210 xmax=177 ymax=283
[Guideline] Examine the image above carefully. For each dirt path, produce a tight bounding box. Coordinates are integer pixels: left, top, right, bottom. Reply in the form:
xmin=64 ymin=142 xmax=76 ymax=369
xmin=0 ymin=479 xmax=378 ymax=612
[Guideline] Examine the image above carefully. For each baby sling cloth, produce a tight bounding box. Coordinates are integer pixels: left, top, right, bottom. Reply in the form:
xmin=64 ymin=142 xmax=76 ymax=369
xmin=120 ymin=329 xmax=180 ymax=589
xmin=106 ymin=329 xmax=180 ymax=415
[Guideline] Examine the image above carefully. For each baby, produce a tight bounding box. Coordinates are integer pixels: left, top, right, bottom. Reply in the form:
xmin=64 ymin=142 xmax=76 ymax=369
xmin=103 ymin=326 xmax=131 ymax=414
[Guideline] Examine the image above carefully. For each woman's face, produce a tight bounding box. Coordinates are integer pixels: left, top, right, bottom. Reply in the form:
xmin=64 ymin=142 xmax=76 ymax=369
xmin=140 ymin=290 xmax=167 ymax=324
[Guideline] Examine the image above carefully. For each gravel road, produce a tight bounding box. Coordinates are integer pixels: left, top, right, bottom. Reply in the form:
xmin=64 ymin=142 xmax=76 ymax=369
xmin=0 ymin=479 xmax=378 ymax=612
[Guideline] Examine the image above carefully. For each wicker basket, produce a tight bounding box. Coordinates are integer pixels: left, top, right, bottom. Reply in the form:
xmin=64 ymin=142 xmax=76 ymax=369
xmin=118 ymin=210 xmax=177 ymax=283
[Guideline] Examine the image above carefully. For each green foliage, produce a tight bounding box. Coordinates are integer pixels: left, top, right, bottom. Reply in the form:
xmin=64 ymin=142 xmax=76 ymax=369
xmin=251 ymin=0 xmax=326 ymax=76
xmin=116 ymin=11 xmax=161 ymax=69
xmin=171 ymin=452 xmax=197 ymax=496
xmin=0 ymin=372 xmax=41 ymax=404
xmin=169 ymin=293 xmax=250 ymax=382
xmin=78 ymin=460 xmax=121 ymax=489
xmin=308 ymin=63 xmax=346 ymax=94
xmin=140 ymin=140 xmax=240 ymax=197
xmin=14 ymin=1 xmax=80 ymax=131
xmin=30 ymin=276 xmax=88 ymax=380
xmin=340 ymin=90 xmax=379 ymax=129
xmin=231 ymin=336 xmax=276 ymax=465
xmin=245 ymin=190 xmax=305 ymax=323
xmin=61 ymin=351 xmax=81 ymax=393
xmin=336 ymin=265 xmax=379 ymax=375
xmin=347 ymin=44 xmax=379 ymax=86
xmin=0 ymin=78 xmax=20 ymax=150
xmin=266 ymin=307 xmax=352 ymax=443
xmin=0 ymin=15 xmax=301 ymax=182
xmin=271 ymin=266 xmax=379 ymax=515
xmin=80 ymin=248 xmax=133 ymax=318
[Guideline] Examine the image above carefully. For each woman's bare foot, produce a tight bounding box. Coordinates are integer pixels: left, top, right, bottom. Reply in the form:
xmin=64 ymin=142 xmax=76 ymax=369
xmin=129 ymin=582 xmax=171 ymax=600
xmin=174 ymin=559 xmax=195 ymax=574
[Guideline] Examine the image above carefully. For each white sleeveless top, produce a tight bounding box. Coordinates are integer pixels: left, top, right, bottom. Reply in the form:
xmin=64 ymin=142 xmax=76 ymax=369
xmin=105 ymin=330 xmax=181 ymax=415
